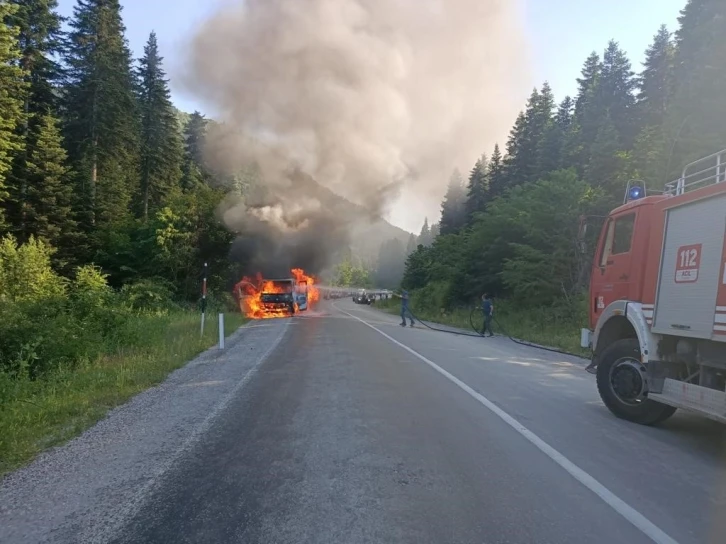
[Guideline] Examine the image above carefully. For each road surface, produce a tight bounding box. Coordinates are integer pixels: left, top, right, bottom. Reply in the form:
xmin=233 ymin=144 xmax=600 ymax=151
xmin=1 ymin=300 xmax=725 ymax=543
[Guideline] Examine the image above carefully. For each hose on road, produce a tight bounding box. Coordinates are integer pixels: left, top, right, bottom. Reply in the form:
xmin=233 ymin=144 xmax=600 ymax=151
xmin=403 ymin=304 xmax=578 ymax=357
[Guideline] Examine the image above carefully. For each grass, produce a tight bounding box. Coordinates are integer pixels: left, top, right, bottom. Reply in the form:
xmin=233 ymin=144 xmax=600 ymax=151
xmin=0 ymin=311 xmax=246 ymax=478
xmin=374 ymin=297 xmax=589 ymax=357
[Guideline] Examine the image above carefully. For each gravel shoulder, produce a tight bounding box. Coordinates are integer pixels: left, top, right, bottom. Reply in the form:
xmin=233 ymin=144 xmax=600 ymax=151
xmin=0 ymin=319 xmax=289 ymax=544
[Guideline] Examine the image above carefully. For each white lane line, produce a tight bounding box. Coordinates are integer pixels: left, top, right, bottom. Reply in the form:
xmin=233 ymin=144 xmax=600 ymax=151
xmin=335 ymin=304 xmax=679 ymax=544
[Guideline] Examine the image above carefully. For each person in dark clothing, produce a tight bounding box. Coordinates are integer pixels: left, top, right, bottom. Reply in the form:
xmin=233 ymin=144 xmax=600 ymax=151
xmin=481 ymin=293 xmax=494 ymax=337
xmin=399 ymin=290 xmax=415 ymax=327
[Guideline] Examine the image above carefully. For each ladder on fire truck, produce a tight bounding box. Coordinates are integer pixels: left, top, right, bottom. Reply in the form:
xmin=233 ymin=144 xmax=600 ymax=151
xmin=665 ymin=148 xmax=726 ymax=196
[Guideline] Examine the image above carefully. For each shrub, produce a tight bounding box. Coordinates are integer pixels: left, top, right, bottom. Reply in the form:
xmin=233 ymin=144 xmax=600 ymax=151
xmin=0 ymin=236 xmax=66 ymax=303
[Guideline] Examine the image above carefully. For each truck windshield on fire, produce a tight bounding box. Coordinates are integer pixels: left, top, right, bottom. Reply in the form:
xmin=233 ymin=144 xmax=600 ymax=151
xmin=261 ymin=280 xmax=294 ymax=303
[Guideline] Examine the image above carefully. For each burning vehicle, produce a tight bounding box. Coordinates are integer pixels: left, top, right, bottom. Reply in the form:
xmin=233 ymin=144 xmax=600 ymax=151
xmin=260 ymin=279 xmax=297 ymax=316
xmin=235 ymin=269 xmax=320 ymax=319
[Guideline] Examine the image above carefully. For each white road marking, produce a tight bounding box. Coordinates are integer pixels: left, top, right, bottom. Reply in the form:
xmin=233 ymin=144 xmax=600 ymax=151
xmin=335 ymin=304 xmax=679 ymax=544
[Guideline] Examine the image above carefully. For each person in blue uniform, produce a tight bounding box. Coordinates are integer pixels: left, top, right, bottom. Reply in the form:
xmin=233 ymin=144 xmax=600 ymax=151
xmin=399 ymin=289 xmax=415 ymax=327
xmin=481 ymin=293 xmax=494 ymax=337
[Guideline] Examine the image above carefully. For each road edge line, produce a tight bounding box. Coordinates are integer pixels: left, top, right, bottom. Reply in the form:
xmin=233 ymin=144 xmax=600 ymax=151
xmin=336 ymin=304 xmax=679 ymax=544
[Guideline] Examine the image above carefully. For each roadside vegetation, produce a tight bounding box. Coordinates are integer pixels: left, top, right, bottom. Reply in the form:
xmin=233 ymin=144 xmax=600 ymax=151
xmin=0 ymin=2 xmax=252 ymax=476
xmin=0 ymin=237 xmax=245 ymax=476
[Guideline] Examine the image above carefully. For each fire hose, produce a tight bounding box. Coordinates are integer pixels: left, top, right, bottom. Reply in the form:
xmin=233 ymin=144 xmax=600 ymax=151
xmin=403 ymin=304 xmax=578 ymax=357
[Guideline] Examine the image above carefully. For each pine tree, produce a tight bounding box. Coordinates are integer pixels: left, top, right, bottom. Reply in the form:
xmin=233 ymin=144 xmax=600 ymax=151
xmin=501 ymin=84 xmax=555 ymax=188
xmin=575 ymin=52 xmax=601 ymax=124
xmin=418 ymin=218 xmax=433 ymax=247
xmin=181 ymin=111 xmax=209 ymax=190
xmin=0 ymin=3 xmax=28 ymax=229
xmin=23 ymin=112 xmax=76 ymax=248
xmin=439 ymin=168 xmax=466 ymax=235
xmin=5 ymin=0 xmax=64 ymax=115
xmin=665 ymin=0 xmax=726 ymax=174
xmin=137 ymin=31 xmax=183 ymax=220
xmin=486 ymin=144 xmax=506 ymax=199
xmin=638 ymin=25 xmax=675 ymax=127
xmin=465 ymin=154 xmax=488 ymax=221
xmin=599 ymin=40 xmax=637 ymax=146
xmin=64 ymin=0 xmax=140 ymax=229
xmin=405 ymin=232 xmax=417 ymax=255
xmin=4 ymin=0 xmax=65 ymax=235
xmin=539 ymin=96 xmax=575 ymax=174
xmin=585 ymin=114 xmax=624 ymax=192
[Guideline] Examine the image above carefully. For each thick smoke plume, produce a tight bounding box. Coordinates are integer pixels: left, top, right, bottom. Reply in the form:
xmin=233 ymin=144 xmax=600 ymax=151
xmin=183 ymin=0 xmax=532 ymax=275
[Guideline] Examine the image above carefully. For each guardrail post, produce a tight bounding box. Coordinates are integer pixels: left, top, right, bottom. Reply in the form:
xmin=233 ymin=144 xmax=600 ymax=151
xmin=218 ymin=313 xmax=225 ymax=349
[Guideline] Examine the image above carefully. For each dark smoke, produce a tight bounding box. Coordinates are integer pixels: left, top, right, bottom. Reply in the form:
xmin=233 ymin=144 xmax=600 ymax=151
xmin=184 ymin=0 xmax=532 ymax=276
xmin=221 ymin=169 xmax=352 ymax=277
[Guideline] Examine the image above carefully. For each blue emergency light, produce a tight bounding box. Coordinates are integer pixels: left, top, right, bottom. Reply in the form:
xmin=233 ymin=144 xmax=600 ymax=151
xmin=629 ymin=186 xmax=643 ymax=199
xmin=627 ymin=184 xmax=646 ymax=202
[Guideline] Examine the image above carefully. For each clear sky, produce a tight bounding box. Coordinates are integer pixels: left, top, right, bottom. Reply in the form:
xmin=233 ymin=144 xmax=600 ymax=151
xmin=56 ymin=0 xmax=686 ymax=114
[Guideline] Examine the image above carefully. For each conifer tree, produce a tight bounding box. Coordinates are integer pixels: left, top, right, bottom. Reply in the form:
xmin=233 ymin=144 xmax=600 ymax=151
xmin=439 ymin=168 xmax=467 ymax=235
xmin=64 ymin=0 xmax=140 ymax=229
xmin=638 ymin=25 xmax=675 ymax=127
xmin=4 ymin=0 xmax=65 ymax=235
xmin=405 ymin=233 xmax=417 ymax=255
xmin=23 ymin=112 xmax=76 ymax=247
xmin=465 ymin=155 xmax=488 ymax=222
xmin=486 ymin=144 xmax=506 ymax=199
xmin=574 ymin=52 xmax=601 ymax=124
xmin=599 ymin=40 xmax=637 ymax=146
xmin=0 ymin=3 xmax=28 ymax=228
xmin=418 ymin=218 xmax=433 ymax=247
xmin=181 ymin=111 xmax=209 ymax=190
xmin=666 ymin=0 xmax=726 ymax=173
xmin=137 ymin=31 xmax=183 ymax=220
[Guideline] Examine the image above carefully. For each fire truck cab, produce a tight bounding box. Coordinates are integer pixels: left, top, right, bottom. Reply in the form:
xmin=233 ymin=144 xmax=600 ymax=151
xmin=583 ymin=149 xmax=726 ymax=425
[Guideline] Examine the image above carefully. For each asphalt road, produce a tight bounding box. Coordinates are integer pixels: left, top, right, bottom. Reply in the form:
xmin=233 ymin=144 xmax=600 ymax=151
xmin=2 ymin=299 xmax=726 ymax=543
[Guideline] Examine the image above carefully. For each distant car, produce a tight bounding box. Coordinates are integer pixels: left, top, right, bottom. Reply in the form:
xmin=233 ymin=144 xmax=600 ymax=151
xmin=353 ymin=290 xmax=373 ymax=305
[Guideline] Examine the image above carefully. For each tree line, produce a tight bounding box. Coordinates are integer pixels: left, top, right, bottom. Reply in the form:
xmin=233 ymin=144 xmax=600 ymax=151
xmin=0 ymin=0 xmax=234 ymax=300
xmin=402 ymin=0 xmax=726 ymax=312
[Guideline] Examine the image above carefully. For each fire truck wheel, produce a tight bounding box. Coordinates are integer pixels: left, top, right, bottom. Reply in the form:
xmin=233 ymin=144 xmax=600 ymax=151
xmin=596 ymin=338 xmax=677 ymax=426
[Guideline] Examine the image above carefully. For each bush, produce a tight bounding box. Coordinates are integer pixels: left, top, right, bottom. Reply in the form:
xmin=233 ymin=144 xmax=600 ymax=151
xmin=120 ymin=278 xmax=179 ymax=313
xmin=0 ymin=236 xmax=67 ymax=303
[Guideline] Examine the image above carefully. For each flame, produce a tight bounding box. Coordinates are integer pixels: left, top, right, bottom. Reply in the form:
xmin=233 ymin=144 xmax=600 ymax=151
xmin=234 ymin=269 xmax=320 ymax=320
xmin=291 ymin=268 xmax=320 ymax=304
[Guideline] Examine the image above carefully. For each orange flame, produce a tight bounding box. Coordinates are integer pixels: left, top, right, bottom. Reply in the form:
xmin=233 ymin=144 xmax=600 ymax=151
xmin=234 ymin=269 xmax=320 ymax=320
xmin=291 ymin=268 xmax=320 ymax=304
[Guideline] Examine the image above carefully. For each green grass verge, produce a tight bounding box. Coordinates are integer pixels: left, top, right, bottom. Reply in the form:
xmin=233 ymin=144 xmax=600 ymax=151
xmin=374 ymin=297 xmax=588 ymax=357
xmin=0 ymin=311 xmax=246 ymax=478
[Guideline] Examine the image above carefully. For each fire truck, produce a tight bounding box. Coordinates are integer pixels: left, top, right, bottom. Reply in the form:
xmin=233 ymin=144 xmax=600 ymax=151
xmin=582 ymin=149 xmax=726 ymax=425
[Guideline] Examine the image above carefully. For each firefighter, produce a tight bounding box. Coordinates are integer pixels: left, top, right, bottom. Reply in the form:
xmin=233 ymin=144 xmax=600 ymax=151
xmin=481 ymin=293 xmax=494 ymax=337
xmin=398 ymin=289 xmax=415 ymax=327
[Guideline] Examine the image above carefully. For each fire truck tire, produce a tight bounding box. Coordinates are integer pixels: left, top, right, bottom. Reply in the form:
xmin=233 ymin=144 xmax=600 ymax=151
xmin=596 ymin=338 xmax=677 ymax=426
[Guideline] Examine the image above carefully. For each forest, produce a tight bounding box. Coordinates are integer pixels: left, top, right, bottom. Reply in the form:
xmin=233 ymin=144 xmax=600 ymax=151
xmin=388 ymin=0 xmax=726 ymax=346
xmin=0 ymin=0 xmax=247 ymax=473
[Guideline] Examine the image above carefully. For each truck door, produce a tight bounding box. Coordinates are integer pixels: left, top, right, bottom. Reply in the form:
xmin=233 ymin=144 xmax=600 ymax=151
xmin=296 ymin=281 xmax=308 ymax=311
xmin=593 ymin=212 xmax=636 ymax=316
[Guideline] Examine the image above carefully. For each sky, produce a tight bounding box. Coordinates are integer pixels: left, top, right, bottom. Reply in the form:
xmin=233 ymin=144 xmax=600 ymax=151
xmin=56 ymin=0 xmax=687 ymax=231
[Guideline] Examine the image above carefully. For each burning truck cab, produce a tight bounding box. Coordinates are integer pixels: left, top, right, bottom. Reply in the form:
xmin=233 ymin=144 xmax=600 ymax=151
xmin=235 ymin=269 xmax=319 ymax=320
xmin=260 ymin=279 xmax=297 ymax=316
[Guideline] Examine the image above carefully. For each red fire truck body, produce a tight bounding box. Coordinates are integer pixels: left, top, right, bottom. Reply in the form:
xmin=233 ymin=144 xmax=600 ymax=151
xmin=584 ymin=149 xmax=726 ymax=425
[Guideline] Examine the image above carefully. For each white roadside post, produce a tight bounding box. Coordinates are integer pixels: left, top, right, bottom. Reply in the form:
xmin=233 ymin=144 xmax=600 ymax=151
xmin=218 ymin=313 xmax=225 ymax=349
xmin=200 ymin=262 xmax=208 ymax=337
